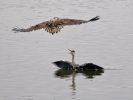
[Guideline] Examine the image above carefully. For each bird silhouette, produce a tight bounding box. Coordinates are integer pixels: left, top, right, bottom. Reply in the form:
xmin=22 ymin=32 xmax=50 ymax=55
xmin=12 ymin=16 xmax=100 ymax=35
xmin=53 ymin=49 xmax=104 ymax=70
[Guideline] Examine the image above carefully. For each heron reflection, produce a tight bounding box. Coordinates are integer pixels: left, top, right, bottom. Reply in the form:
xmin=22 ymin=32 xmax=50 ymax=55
xmin=54 ymin=69 xmax=104 ymax=79
xmin=54 ymin=69 xmax=104 ymax=98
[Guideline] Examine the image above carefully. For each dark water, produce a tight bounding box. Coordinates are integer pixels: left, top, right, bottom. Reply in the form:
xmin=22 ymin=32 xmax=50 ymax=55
xmin=0 ymin=0 xmax=133 ymax=100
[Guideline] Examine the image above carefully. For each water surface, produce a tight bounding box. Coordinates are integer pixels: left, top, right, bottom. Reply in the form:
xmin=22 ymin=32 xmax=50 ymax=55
xmin=0 ymin=0 xmax=133 ymax=100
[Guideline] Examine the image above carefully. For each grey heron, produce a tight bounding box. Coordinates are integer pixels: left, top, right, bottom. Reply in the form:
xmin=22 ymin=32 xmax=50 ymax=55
xmin=12 ymin=16 xmax=100 ymax=35
xmin=53 ymin=49 xmax=104 ymax=70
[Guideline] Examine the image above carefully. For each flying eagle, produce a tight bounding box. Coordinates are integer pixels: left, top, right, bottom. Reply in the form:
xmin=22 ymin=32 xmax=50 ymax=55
xmin=12 ymin=16 xmax=100 ymax=35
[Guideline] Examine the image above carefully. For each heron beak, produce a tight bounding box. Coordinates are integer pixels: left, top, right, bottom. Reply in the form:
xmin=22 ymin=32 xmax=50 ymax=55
xmin=68 ymin=49 xmax=71 ymax=51
xmin=68 ymin=49 xmax=72 ymax=54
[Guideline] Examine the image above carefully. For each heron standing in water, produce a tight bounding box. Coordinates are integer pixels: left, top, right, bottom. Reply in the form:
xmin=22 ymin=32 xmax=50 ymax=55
xmin=53 ymin=49 xmax=104 ymax=70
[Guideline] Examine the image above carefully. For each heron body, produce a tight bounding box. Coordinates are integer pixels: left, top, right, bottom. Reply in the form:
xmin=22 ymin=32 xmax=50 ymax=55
xmin=12 ymin=16 xmax=100 ymax=35
xmin=53 ymin=49 xmax=104 ymax=70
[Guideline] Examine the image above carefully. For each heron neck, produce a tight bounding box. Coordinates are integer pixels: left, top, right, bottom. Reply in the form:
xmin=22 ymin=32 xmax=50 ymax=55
xmin=72 ymin=54 xmax=75 ymax=69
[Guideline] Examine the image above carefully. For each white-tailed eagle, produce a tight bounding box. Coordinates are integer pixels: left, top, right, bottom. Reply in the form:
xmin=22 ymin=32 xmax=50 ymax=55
xmin=12 ymin=16 xmax=100 ymax=35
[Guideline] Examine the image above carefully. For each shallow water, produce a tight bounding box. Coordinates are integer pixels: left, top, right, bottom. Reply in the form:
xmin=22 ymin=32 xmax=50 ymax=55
xmin=0 ymin=0 xmax=133 ymax=100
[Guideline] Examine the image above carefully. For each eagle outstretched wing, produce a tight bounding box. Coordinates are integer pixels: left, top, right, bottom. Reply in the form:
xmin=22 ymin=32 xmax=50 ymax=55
xmin=12 ymin=21 xmax=64 ymax=35
xmin=12 ymin=16 xmax=99 ymax=35
xmin=61 ymin=16 xmax=99 ymax=25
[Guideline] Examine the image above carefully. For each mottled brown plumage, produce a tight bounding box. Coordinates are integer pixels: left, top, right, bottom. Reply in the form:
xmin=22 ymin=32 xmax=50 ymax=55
xmin=12 ymin=16 xmax=100 ymax=35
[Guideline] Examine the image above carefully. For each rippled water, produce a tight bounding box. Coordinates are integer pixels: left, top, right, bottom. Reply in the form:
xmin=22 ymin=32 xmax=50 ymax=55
xmin=0 ymin=0 xmax=133 ymax=100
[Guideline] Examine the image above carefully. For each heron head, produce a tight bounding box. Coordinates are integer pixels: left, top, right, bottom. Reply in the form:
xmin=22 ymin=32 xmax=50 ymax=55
xmin=68 ymin=49 xmax=75 ymax=56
